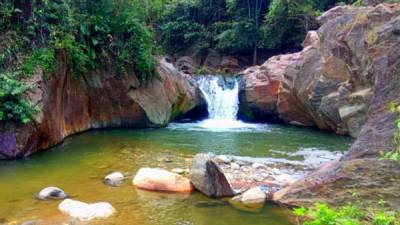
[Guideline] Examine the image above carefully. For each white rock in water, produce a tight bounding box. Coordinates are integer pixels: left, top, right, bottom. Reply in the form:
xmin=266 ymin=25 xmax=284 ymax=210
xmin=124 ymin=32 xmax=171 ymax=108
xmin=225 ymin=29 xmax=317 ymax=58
xmin=171 ymin=168 xmax=184 ymax=174
xmin=241 ymin=187 xmax=267 ymax=204
xmin=37 ymin=186 xmax=68 ymax=200
xmin=58 ymin=199 xmax=115 ymax=221
xmin=104 ymin=172 xmax=124 ymax=186
xmin=229 ymin=186 xmax=267 ymax=212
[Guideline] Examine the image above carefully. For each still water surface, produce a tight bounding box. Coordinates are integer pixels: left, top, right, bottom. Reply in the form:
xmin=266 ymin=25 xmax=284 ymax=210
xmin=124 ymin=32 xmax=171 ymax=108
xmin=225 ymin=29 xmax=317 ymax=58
xmin=0 ymin=124 xmax=351 ymax=225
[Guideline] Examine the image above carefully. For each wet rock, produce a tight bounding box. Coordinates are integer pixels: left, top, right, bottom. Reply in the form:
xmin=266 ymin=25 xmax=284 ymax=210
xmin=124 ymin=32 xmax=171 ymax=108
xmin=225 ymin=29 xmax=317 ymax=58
xmin=104 ymin=172 xmax=124 ymax=187
xmin=229 ymin=187 xmax=267 ymax=212
xmin=133 ymin=168 xmax=193 ymax=193
xmin=58 ymin=199 xmax=115 ymax=221
xmin=189 ymin=154 xmax=234 ymax=198
xmin=37 ymin=187 xmax=68 ymax=200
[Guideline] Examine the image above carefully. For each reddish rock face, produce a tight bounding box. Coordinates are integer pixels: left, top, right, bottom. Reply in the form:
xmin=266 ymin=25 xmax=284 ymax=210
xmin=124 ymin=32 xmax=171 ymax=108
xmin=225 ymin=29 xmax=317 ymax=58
xmin=0 ymin=57 xmax=205 ymax=159
xmin=273 ymin=3 xmax=400 ymax=208
xmin=239 ymin=53 xmax=301 ymax=122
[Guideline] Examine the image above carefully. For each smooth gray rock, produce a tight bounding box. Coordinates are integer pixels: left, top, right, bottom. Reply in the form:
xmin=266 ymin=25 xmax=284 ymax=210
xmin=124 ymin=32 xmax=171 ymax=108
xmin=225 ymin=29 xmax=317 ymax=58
xmin=37 ymin=186 xmax=68 ymax=200
xmin=189 ymin=154 xmax=234 ymax=198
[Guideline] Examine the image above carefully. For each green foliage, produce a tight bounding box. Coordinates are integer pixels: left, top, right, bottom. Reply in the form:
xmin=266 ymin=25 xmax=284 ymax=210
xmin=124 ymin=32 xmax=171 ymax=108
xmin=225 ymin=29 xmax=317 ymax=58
xmin=0 ymin=0 xmax=158 ymax=124
xmin=381 ymin=102 xmax=400 ymax=161
xmin=0 ymin=72 xmax=38 ymax=124
xmin=158 ymin=0 xmax=356 ymax=59
xmin=216 ymin=21 xmax=258 ymax=53
xmin=294 ymin=203 xmax=399 ymax=225
xmin=373 ymin=212 xmax=396 ymax=225
xmin=21 ymin=48 xmax=56 ymax=75
xmin=353 ymin=0 xmax=364 ymax=7
xmin=195 ymin=66 xmax=208 ymax=75
xmin=261 ymin=0 xmax=319 ymax=50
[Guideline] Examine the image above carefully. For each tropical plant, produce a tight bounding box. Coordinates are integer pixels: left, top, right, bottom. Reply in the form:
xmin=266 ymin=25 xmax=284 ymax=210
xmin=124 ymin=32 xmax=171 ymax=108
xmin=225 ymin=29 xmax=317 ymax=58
xmin=293 ymin=202 xmax=398 ymax=225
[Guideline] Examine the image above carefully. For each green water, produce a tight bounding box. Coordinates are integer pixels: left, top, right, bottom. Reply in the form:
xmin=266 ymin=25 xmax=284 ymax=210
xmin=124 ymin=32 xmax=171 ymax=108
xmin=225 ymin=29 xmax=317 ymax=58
xmin=0 ymin=124 xmax=351 ymax=225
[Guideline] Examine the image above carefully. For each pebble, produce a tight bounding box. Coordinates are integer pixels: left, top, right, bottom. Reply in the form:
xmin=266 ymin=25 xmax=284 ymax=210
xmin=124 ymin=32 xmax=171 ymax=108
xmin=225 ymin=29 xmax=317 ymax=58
xmin=252 ymin=163 xmax=266 ymax=169
xmin=231 ymin=163 xmax=240 ymax=170
xmin=163 ymin=157 xmax=173 ymax=163
xmin=253 ymin=176 xmax=264 ymax=182
xmin=271 ymin=168 xmax=281 ymax=175
xmin=172 ymin=168 xmax=184 ymax=174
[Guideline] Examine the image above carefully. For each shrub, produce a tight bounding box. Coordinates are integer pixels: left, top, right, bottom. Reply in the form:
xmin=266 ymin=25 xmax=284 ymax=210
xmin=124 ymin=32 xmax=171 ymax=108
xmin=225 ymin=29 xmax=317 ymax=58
xmin=293 ymin=202 xmax=399 ymax=225
xmin=0 ymin=72 xmax=38 ymax=124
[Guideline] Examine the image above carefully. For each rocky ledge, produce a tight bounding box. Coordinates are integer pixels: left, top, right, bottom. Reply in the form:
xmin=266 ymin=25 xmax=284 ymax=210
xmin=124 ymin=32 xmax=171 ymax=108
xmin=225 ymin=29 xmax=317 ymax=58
xmin=240 ymin=3 xmax=400 ymax=139
xmin=266 ymin=3 xmax=400 ymax=208
xmin=0 ymin=56 xmax=206 ymax=159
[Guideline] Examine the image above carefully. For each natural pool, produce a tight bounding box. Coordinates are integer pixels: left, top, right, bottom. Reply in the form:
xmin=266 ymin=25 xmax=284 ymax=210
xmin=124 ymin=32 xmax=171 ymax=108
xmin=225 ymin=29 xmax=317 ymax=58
xmin=0 ymin=123 xmax=351 ymax=225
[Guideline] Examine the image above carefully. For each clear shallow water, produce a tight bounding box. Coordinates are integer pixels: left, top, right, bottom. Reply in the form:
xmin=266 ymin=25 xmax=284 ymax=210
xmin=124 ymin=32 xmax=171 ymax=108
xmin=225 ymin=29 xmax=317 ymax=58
xmin=0 ymin=124 xmax=351 ymax=225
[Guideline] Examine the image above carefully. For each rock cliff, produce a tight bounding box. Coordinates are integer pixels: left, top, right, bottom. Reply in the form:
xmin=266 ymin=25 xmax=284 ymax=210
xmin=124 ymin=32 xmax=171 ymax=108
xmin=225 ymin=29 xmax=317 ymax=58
xmin=267 ymin=3 xmax=400 ymax=208
xmin=240 ymin=3 xmax=400 ymax=139
xmin=0 ymin=55 xmax=205 ymax=159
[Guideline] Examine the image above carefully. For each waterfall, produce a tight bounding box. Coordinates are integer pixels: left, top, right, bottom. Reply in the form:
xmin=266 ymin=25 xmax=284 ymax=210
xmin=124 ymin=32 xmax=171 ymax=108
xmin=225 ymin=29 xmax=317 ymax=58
xmin=197 ymin=75 xmax=239 ymax=120
xmin=168 ymin=75 xmax=265 ymax=131
xmin=194 ymin=75 xmax=256 ymax=129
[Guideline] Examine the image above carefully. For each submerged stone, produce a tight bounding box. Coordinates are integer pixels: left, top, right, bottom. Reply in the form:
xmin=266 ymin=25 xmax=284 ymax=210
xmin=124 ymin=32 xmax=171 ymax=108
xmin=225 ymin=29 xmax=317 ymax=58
xmin=194 ymin=200 xmax=228 ymax=208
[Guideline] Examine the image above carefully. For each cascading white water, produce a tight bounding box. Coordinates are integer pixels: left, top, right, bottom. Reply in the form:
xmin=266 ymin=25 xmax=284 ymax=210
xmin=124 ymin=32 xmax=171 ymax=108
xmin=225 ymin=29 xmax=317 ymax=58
xmin=197 ymin=76 xmax=239 ymax=120
xmin=195 ymin=75 xmax=257 ymax=129
xmin=168 ymin=75 xmax=266 ymax=131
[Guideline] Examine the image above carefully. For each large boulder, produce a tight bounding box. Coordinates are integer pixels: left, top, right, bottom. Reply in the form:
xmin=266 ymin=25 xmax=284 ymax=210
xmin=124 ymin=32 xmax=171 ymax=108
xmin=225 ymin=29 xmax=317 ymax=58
xmin=189 ymin=154 xmax=235 ymax=198
xmin=273 ymin=3 xmax=400 ymax=208
xmin=133 ymin=168 xmax=194 ymax=193
xmin=239 ymin=53 xmax=301 ymax=122
xmin=0 ymin=57 xmax=206 ymax=159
